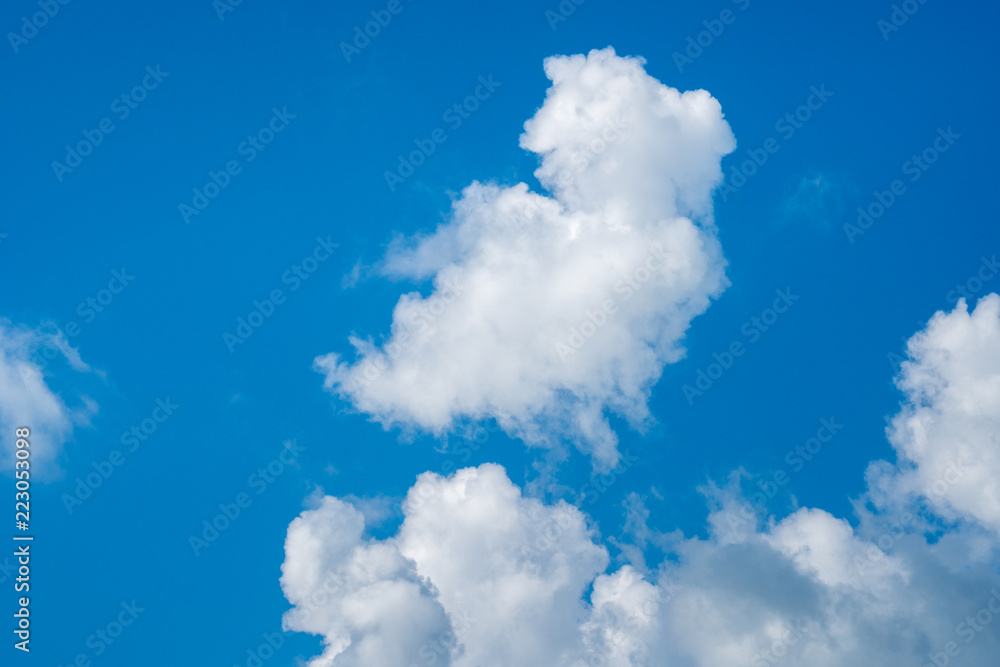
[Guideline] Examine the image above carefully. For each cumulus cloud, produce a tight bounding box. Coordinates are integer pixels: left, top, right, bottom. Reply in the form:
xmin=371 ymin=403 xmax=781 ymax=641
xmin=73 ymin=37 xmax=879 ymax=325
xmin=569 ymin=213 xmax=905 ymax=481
xmin=315 ymin=47 xmax=736 ymax=468
xmin=0 ymin=319 xmax=96 ymax=474
xmin=281 ymin=464 xmax=1000 ymax=667
xmin=281 ymin=464 xmax=609 ymax=667
xmin=869 ymin=293 xmax=1000 ymax=535
xmin=285 ymin=296 xmax=1000 ymax=666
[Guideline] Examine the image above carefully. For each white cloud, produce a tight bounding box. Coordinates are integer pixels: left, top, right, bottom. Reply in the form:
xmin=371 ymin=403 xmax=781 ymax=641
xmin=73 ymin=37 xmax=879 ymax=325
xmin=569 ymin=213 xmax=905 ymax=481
xmin=0 ymin=319 xmax=96 ymax=475
xmin=285 ymin=296 xmax=1000 ymax=666
xmin=281 ymin=461 xmax=1000 ymax=667
xmin=869 ymin=293 xmax=1000 ymax=535
xmin=315 ymin=47 xmax=736 ymax=469
xmin=281 ymin=464 xmax=609 ymax=667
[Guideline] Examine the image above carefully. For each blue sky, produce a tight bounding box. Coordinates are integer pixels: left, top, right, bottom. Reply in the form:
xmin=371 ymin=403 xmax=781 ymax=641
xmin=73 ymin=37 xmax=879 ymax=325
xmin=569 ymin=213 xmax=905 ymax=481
xmin=2 ymin=0 xmax=999 ymax=665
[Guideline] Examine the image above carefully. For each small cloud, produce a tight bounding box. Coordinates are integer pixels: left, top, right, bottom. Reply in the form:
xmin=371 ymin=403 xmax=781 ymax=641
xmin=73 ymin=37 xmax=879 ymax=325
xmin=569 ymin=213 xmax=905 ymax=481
xmin=341 ymin=259 xmax=367 ymax=289
xmin=342 ymin=493 xmax=401 ymax=528
xmin=777 ymin=173 xmax=846 ymax=229
xmin=0 ymin=318 xmax=98 ymax=477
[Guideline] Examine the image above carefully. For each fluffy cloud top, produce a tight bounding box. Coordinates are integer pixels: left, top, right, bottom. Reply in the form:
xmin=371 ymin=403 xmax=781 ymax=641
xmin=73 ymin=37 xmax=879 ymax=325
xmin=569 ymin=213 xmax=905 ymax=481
xmin=0 ymin=319 xmax=95 ymax=474
xmin=281 ymin=464 xmax=608 ymax=667
xmin=315 ymin=48 xmax=736 ymax=469
xmin=870 ymin=294 xmax=1000 ymax=534
xmin=285 ymin=296 xmax=1000 ymax=666
xmin=282 ymin=466 xmax=1000 ymax=667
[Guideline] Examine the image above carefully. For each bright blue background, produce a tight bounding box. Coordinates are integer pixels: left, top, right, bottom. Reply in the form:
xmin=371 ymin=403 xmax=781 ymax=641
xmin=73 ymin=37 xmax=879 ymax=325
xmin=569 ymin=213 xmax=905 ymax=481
xmin=1 ymin=0 xmax=997 ymax=664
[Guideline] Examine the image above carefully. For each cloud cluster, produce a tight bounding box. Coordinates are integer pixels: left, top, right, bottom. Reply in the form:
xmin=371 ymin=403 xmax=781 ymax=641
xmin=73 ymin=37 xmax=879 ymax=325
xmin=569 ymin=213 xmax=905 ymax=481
xmin=285 ymin=295 xmax=1000 ymax=666
xmin=0 ymin=319 xmax=95 ymax=474
xmin=315 ymin=47 xmax=736 ymax=469
xmin=281 ymin=466 xmax=999 ymax=666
